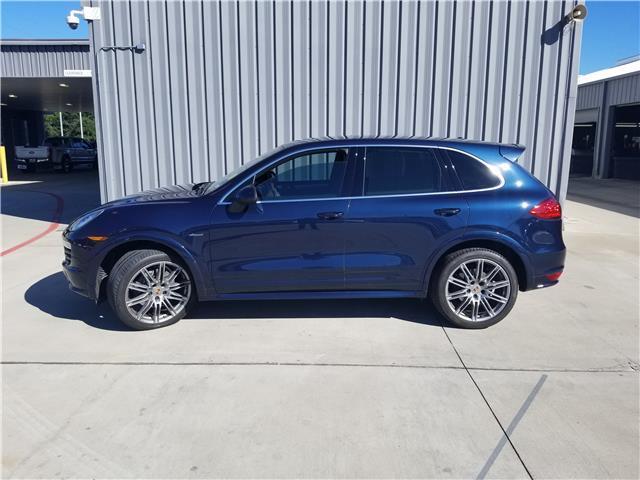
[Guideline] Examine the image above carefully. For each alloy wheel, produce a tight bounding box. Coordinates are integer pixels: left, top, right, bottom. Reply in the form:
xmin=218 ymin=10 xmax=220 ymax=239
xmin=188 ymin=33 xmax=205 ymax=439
xmin=125 ymin=261 xmax=191 ymax=324
xmin=445 ymin=258 xmax=511 ymax=322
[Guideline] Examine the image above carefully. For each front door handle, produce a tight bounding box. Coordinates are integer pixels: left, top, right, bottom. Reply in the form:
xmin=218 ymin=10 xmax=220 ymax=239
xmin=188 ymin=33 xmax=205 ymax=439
xmin=317 ymin=211 xmax=344 ymax=220
xmin=434 ymin=208 xmax=461 ymax=217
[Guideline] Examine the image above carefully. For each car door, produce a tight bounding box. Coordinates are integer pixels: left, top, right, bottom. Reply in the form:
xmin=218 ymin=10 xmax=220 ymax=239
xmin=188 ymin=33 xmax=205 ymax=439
xmin=343 ymin=146 xmax=469 ymax=291
xmin=70 ymin=138 xmax=85 ymax=162
xmin=208 ymin=147 xmax=357 ymax=294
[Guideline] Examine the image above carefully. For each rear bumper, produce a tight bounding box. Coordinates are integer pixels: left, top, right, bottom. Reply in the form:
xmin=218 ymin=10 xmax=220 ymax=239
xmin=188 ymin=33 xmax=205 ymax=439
xmin=16 ymin=158 xmax=50 ymax=168
xmin=524 ymin=247 xmax=567 ymax=291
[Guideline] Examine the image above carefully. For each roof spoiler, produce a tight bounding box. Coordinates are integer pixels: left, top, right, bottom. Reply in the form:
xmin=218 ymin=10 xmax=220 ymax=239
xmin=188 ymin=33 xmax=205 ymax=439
xmin=499 ymin=144 xmax=525 ymax=163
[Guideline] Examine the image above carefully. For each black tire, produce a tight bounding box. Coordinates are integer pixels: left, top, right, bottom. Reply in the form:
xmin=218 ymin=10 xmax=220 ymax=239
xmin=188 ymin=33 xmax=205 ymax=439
xmin=61 ymin=156 xmax=72 ymax=173
xmin=107 ymin=249 xmax=195 ymax=330
xmin=431 ymin=248 xmax=518 ymax=329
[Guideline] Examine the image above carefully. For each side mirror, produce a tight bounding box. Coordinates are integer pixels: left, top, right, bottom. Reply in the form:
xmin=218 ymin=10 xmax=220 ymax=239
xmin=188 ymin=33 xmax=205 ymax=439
xmin=227 ymin=184 xmax=258 ymax=213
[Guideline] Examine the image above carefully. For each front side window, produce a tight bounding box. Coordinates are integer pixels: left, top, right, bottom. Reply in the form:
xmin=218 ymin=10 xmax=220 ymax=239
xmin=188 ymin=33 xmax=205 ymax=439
xmin=253 ymin=149 xmax=348 ymax=201
xmin=447 ymin=150 xmax=502 ymax=190
xmin=363 ymin=147 xmax=442 ymax=196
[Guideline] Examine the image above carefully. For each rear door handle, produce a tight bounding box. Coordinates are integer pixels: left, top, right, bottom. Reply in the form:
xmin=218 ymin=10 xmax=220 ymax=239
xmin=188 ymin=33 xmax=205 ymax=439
xmin=317 ymin=211 xmax=344 ymax=220
xmin=434 ymin=208 xmax=461 ymax=217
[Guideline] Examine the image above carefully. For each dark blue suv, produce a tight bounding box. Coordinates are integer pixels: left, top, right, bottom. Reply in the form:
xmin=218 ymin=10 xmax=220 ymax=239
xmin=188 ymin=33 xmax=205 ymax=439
xmin=62 ymin=137 xmax=565 ymax=330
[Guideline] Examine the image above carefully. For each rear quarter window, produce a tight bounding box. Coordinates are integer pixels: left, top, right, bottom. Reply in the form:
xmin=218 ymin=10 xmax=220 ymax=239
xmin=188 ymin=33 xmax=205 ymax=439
xmin=447 ymin=150 xmax=502 ymax=190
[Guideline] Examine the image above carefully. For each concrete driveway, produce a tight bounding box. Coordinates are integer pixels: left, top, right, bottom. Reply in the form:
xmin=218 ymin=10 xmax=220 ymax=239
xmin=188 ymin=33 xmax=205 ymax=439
xmin=2 ymin=172 xmax=638 ymax=479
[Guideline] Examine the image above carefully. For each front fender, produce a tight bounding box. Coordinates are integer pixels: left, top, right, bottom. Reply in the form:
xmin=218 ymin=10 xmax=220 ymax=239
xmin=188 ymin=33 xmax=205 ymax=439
xmin=93 ymin=231 xmax=212 ymax=301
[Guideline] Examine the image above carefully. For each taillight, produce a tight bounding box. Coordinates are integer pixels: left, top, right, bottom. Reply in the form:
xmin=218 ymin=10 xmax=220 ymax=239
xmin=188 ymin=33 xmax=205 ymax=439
xmin=529 ymin=198 xmax=562 ymax=219
xmin=545 ymin=271 xmax=563 ymax=282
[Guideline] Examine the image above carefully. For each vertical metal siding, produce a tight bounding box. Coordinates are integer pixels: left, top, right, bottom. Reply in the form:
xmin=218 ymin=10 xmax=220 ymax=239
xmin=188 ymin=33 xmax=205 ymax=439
xmin=576 ymin=83 xmax=603 ymax=110
xmin=607 ymin=73 xmax=640 ymax=106
xmin=0 ymin=42 xmax=91 ymax=77
xmin=89 ymin=0 xmax=583 ymax=202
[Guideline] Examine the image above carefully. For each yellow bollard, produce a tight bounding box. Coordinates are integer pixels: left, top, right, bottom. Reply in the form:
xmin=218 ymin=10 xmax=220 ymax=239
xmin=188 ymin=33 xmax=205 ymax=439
xmin=0 ymin=146 xmax=7 ymax=184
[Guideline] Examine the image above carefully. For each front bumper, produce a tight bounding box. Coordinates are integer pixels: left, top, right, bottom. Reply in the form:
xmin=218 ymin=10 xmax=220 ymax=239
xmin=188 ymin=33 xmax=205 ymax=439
xmin=62 ymin=236 xmax=99 ymax=300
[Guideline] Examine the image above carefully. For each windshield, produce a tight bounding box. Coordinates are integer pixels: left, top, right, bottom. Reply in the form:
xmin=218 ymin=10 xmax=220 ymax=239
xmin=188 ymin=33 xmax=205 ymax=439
xmin=201 ymin=144 xmax=288 ymax=195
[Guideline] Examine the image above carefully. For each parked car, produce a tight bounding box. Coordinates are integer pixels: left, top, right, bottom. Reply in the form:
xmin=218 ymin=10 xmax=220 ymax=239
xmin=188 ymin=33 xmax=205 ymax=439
xmin=15 ymin=145 xmax=50 ymax=172
xmin=62 ymin=137 xmax=566 ymax=330
xmin=44 ymin=137 xmax=97 ymax=172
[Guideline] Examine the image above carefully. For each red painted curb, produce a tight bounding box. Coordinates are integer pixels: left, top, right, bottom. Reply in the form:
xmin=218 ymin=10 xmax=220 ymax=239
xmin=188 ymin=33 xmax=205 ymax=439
xmin=1 ymin=190 xmax=65 ymax=257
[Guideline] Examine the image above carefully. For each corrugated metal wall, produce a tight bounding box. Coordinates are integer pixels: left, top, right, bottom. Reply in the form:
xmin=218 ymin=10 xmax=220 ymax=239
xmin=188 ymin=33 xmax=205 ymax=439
xmin=607 ymin=73 xmax=640 ymax=106
xmin=88 ymin=0 xmax=583 ymax=202
xmin=0 ymin=41 xmax=91 ymax=78
xmin=576 ymin=82 xmax=603 ymax=110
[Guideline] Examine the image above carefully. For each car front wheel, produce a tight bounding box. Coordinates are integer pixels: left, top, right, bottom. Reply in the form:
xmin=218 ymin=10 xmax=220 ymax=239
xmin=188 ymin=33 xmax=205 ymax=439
xmin=432 ymin=248 xmax=518 ymax=329
xmin=107 ymin=249 xmax=194 ymax=330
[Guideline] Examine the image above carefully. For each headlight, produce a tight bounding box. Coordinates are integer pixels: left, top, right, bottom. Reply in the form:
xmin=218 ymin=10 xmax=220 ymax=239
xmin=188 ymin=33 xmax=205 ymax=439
xmin=69 ymin=209 xmax=105 ymax=232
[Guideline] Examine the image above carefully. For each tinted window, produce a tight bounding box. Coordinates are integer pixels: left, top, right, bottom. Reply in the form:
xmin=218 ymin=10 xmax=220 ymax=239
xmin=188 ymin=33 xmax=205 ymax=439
xmin=448 ymin=151 xmax=502 ymax=190
xmin=363 ymin=147 xmax=442 ymax=196
xmin=253 ymin=149 xmax=348 ymax=200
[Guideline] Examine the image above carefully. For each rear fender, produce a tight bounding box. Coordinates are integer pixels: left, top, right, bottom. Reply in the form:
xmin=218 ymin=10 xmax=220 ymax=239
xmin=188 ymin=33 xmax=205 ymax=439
xmin=423 ymin=230 xmax=533 ymax=293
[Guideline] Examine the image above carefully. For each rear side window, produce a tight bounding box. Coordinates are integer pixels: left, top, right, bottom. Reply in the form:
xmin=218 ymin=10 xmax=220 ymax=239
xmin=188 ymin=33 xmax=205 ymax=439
xmin=448 ymin=150 xmax=502 ymax=190
xmin=363 ymin=147 xmax=442 ymax=196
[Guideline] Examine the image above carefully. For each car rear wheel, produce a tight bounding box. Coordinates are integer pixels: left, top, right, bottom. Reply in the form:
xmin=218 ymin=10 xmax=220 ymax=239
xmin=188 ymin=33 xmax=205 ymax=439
xmin=431 ymin=248 xmax=518 ymax=329
xmin=107 ymin=249 xmax=194 ymax=330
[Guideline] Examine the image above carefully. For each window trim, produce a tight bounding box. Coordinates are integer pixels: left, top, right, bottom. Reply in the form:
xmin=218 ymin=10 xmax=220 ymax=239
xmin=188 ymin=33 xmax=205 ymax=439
xmin=218 ymin=145 xmax=504 ymax=205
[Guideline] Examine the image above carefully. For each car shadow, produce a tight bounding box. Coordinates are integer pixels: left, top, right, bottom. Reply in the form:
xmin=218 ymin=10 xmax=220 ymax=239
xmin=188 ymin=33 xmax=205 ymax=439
xmin=24 ymin=272 xmax=130 ymax=331
xmin=25 ymin=272 xmax=448 ymax=331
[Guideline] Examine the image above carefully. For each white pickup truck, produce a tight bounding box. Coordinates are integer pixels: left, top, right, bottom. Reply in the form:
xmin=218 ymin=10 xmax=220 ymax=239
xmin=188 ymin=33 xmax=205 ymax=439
xmin=15 ymin=145 xmax=50 ymax=172
xmin=15 ymin=137 xmax=97 ymax=173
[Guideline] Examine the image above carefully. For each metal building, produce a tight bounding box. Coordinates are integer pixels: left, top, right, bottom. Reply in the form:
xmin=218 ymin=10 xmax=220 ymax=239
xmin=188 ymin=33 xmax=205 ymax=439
xmin=84 ymin=0 xmax=584 ymax=202
xmin=1 ymin=1 xmax=585 ymax=202
xmin=572 ymin=59 xmax=640 ymax=180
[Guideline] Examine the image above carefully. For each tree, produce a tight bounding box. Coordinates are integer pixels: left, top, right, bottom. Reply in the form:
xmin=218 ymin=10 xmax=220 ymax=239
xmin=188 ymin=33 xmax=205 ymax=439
xmin=44 ymin=112 xmax=96 ymax=141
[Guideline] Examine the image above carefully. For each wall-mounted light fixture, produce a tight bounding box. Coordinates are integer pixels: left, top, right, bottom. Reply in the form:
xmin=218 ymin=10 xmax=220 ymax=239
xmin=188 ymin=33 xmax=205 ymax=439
xmin=564 ymin=4 xmax=587 ymax=24
xmin=100 ymin=43 xmax=146 ymax=54
xmin=59 ymin=83 xmax=69 ymax=88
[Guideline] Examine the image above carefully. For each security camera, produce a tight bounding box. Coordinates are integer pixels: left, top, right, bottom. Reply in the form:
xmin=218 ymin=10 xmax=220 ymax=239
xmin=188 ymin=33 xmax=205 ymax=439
xmin=65 ymin=7 xmax=100 ymax=30
xmin=565 ymin=4 xmax=587 ymax=23
xmin=67 ymin=13 xmax=80 ymax=29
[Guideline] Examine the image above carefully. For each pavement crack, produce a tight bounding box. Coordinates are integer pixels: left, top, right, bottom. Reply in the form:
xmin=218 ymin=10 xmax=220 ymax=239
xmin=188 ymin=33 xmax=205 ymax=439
xmin=441 ymin=327 xmax=534 ymax=480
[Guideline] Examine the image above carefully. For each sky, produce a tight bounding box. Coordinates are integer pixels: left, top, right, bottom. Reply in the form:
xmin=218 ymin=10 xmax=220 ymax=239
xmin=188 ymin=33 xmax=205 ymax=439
xmin=0 ymin=0 xmax=639 ymax=75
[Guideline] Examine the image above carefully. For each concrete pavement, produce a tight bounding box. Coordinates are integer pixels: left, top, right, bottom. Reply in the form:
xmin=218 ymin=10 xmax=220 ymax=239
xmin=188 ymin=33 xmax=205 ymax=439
xmin=2 ymin=172 xmax=638 ymax=478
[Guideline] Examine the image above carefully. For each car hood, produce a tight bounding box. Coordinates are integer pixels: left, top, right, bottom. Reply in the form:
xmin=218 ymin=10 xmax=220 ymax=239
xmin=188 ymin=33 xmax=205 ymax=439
xmin=103 ymin=183 xmax=205 ymax=207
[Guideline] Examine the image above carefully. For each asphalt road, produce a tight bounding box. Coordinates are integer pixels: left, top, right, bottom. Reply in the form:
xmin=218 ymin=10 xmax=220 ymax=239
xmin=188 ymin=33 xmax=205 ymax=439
xmin=2 ymin=171 xmax=638 ymax=479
